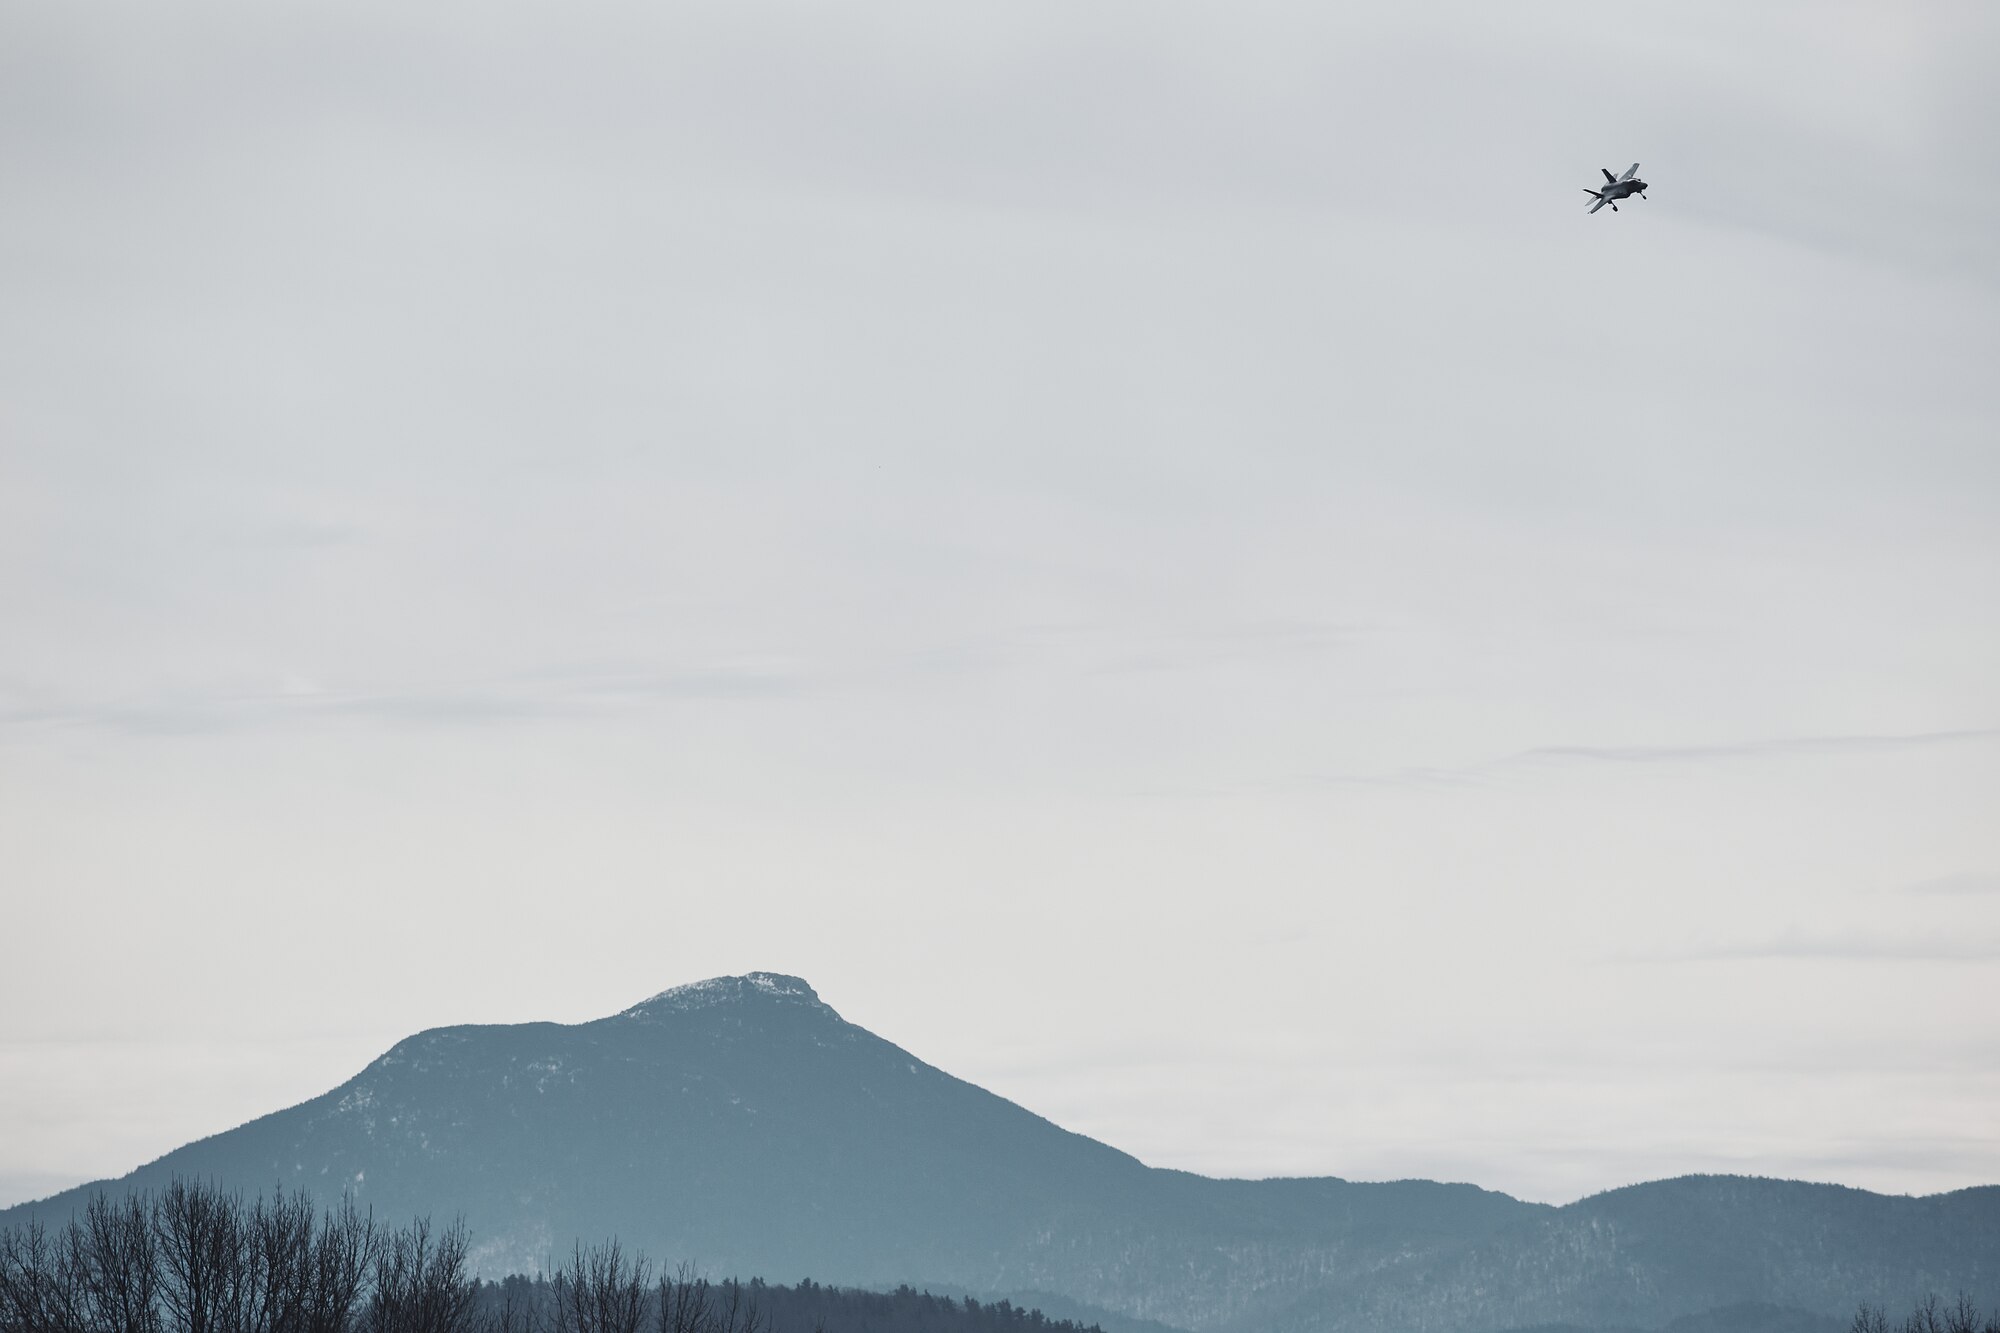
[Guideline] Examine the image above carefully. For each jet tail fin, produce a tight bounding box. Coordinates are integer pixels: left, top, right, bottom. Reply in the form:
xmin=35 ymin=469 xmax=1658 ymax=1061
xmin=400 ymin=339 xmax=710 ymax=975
xmin=1602 ymin=168 xmax=1618 ymax=184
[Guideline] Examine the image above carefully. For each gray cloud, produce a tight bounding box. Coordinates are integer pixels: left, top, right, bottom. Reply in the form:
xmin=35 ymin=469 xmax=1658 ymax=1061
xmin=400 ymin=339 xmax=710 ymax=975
xmin=3 ymin=0 xmax=1997 ymax=1206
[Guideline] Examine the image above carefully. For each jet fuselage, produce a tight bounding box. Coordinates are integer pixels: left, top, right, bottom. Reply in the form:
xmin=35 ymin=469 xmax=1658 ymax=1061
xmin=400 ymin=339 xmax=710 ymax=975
xmin=1585 ymin=164 xmax=1648 ymax=213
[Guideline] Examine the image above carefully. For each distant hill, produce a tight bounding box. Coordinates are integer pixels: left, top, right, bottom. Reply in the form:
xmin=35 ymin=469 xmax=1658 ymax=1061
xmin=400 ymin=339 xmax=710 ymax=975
xmin=471 ymin=1277 xmax=1124 ymax=1333
xmin=1263 ymin=1173 xmax=2000 ymax=1332
xmin=5 ymin=973 xmax=1995 ymax=1333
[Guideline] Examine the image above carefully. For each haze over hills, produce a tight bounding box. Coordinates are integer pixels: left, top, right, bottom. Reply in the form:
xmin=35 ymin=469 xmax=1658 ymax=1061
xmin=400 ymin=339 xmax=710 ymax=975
xmin=4 ymin=974 xmax=1995 ymax=1333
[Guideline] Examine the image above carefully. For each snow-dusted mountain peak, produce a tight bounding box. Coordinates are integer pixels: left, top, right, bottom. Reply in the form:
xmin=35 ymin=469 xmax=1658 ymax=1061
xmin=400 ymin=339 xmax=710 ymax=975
xmin=620 ymin=971 xmax=831 ymax=1019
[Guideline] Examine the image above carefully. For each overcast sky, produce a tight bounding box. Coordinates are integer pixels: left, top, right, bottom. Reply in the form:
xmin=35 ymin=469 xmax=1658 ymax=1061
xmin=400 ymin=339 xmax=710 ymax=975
xmin=3 ymin=0 xmax=1998 ymax=1210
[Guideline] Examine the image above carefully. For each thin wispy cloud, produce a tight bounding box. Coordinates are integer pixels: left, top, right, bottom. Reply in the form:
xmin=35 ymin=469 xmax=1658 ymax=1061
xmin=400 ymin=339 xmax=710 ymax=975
xmin=1905 ymin=872 xmax=2000 ymax=897
xmin=1087 ymin=620 xmax=1362 ymax=676
xmin=1518 ymin=729 xmax=2000 ymax=766
xmin=1284 ymin=727 xmax=2000 ymax=792
xmin=0 ymin=619 xmax=1366 ymax=740
xmin=1630 ymin=931 xmax=2000 ymax=965
xmin=0 ymin=663 xmax=819 ymax=737
xmin=1284 ymin=765 xmax=1500 ymax=793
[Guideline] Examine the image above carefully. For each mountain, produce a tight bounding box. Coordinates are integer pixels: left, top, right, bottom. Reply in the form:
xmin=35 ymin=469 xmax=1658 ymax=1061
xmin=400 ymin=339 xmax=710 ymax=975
xmin=4 ymin=974 xmax=1995 ymax=1333
xmin=1268 ymin=1174 xmax=2000 ymax=1333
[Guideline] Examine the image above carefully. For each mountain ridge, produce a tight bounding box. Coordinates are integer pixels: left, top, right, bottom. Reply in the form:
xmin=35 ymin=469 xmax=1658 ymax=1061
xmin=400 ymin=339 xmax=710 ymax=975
xmin=5 ymin=973 xmax=1994 ymax=1333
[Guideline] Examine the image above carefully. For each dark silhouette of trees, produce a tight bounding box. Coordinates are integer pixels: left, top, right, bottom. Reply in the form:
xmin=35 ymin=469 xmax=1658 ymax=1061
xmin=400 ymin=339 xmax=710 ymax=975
xmin=464 ymin=1266 xmax=1090 ymax=1333
xmin=548 ymin=1244 xmax=648 ymax=1333
xmin=71 ymin=1194 xmax=160 ymax=1333
xmin=653 ymin=1267 xmax=709 ymax=1333
xmin=299 ymin=1200 xmax=375 ymax=1333
xmin=732 ymin=1283 xmax=1082 ymax=1333
xmin=4 ymin=1186 xmax=388 ymax=1333
xmin=365 ymin=1218 xmax=476 ymax=1333
xmin=1 ymin=1223 xmax=70 ymax=1333
xmin=1853 ymin=1293 xmax=2000 ymax=1333
xmin=155 ymin=1181 xmax=246 ymax=1333
xmin=5 ymin=1189 xmax=1106 ymax=1333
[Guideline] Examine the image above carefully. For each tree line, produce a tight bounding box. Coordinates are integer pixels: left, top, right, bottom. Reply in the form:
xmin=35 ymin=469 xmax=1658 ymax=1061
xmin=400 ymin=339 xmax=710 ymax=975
xmin=0 ymin=1185 xmax=1105 ymax=1333
xmin=1852 ymin=1295 xmax=2000 ymax=1333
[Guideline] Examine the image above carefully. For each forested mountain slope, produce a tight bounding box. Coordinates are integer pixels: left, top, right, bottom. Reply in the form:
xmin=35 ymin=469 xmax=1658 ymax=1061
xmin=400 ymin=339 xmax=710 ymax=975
xmin=5 ymin=974 xmax=1993 ymax=1333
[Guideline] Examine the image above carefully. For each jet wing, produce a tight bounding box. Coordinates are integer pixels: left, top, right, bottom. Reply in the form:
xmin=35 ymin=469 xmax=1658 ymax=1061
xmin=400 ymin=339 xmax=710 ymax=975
xmin=1588 ymin=195 xmax=1609 ymax=213
xmin=1619 ymin=163 xmax=1641 ymax=180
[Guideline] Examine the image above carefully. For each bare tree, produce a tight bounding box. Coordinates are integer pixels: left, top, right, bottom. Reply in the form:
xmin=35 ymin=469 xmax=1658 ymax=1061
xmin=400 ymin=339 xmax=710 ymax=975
xmin=0 ymin=1221 xmax=81 ymax=1333
xmin=1942 ymin=1292 xmax=1997 ymax=1333
xmin=302 ymin=1201 xmax=375 ymax=1333
xmin=1853 ymin=1304 xmax=1892 ymax=1333
xmin=655 ymin=1268 xmax=707 ymax=1333
xmin=712 ymin=1282 xmax=761 ymax=1333
xmin=244 ymin=1190 xmax=317 ymax=1333
xmin=1880 ymin=1293 xmax=2000 ymax=1333
xmin=0 ymin=1184 xmax=446 ymax=1333
xmin=365 ymin=1220 xmax=476 ymax=1333
xmin=1903 ymin=1293 xmax=1946 ymax=1333
xmin=156 ymin=1182 xmax=250 ymax=1333
xmin=549 ymin=1244 xmax=648 ymax=1333
xmin=66 ymin=1195 xmax=161 ymax=1333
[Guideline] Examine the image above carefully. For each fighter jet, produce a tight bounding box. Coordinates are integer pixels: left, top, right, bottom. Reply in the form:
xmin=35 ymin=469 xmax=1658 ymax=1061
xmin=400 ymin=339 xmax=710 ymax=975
xmin=1584 ymin=163 xmax=1647 ymax=213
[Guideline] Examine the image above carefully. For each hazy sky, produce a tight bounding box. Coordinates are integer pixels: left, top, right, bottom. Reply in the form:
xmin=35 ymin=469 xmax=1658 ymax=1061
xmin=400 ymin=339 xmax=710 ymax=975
xmin=3 ymin=1 xmax=1998 ymax=1210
